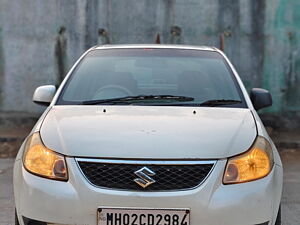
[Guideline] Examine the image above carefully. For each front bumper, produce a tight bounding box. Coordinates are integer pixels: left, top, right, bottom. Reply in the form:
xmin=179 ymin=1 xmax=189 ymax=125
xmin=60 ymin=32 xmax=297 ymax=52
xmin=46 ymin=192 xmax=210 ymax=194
xmin=14 ymin=158 xmax=282 ymax=225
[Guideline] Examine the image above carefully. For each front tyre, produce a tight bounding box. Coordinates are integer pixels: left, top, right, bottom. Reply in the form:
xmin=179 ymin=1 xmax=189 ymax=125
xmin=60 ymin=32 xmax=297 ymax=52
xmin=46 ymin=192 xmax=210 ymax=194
xmin=15 ymin=209 xmax=20 ymax=225
xmin=275 ymin=205 xmax=281 ymax=225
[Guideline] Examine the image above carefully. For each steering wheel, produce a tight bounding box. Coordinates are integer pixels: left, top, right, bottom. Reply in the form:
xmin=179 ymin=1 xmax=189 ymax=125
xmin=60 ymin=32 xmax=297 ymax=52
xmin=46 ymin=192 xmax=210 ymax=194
xmin=92 ymin=85 xmax=133 ymax=99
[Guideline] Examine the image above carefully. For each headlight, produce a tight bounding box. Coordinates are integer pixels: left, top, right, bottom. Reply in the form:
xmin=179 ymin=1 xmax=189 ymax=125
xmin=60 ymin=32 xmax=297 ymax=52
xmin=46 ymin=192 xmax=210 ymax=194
xmin=223 ymin=136 xmax=274 ymax=184
xmin=23 ymin=132 xmax=68 ymax=181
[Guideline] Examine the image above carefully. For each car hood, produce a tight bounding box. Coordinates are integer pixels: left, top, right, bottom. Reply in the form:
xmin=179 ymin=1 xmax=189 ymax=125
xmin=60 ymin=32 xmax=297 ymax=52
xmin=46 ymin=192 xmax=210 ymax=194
xmin=40 ymin=106 xmax=257 ymax=159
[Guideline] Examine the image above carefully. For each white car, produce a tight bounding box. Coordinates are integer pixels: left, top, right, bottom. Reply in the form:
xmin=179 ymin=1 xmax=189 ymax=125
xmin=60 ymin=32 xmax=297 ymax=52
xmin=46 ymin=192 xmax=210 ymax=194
xmin=14 ymin=45 xmax=283 ymax=225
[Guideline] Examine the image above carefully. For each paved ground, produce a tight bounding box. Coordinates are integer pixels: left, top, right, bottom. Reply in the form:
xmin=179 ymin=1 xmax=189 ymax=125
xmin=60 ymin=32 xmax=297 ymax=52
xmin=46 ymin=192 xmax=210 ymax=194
xmin=0 ymin=150 xmax=299 ymax=225
xmin=0 ymin=158 xmax=14 ymax=225
xmin=280 ymin=149 xmax=300 ymax=225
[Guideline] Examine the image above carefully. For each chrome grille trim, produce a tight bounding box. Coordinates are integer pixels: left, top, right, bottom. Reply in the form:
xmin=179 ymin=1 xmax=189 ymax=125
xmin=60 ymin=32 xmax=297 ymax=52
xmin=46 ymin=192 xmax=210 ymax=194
xmin=75 ymin=158 xmax=216 ymax=165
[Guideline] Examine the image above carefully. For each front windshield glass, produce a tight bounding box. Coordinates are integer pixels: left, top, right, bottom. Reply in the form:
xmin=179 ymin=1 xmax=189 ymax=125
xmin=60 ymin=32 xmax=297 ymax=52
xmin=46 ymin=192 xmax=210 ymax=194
xmin=57 ymin=48 xmax=245 ymax=107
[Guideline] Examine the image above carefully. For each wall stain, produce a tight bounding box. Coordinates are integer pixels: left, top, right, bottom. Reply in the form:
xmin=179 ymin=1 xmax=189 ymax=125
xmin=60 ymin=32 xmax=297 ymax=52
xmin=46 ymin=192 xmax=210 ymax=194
xmin=170 ymin=26 xmax=182 ymax=44
xmin=269 ymin=0 xmax=300 ymax=111
xmin=105 ymin=0 xmax=111 ymax=41
xmin=285 ymin=31 xmax=300 ymax=108
xmin=162 ymin=0 xmax=175 ymax=43
xmin=85 ymin=0 xmax=99 ymax=49
xmin=97 ymin=28 xmax=110 ymax=44
xmin=217 ymin=0 xmax=241 ymax=81
xmin=250 ymin=0 xmax=266 ymax=88
xmin=0 ymin=27 xmax=4 ymax=109
xmin=55 ymin=26 xmax=68 ymax=85
xmin=155 ymin=33 xmax=161 ymax=44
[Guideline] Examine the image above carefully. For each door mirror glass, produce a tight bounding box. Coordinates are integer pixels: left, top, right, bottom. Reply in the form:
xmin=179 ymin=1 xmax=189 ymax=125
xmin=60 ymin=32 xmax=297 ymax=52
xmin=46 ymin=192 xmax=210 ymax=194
xmin=250 ymin=88 xmax=272 ymax=110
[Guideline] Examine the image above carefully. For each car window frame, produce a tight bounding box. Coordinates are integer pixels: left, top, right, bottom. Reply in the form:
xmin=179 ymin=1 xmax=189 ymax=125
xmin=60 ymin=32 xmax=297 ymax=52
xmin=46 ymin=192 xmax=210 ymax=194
xmin=55 ymin=48 xmax=247 ymax=108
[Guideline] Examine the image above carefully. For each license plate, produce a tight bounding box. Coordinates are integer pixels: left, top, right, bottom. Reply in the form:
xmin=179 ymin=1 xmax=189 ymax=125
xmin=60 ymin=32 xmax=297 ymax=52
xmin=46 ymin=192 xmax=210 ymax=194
xmin=97 ymin=207 xmax=190 ymax=225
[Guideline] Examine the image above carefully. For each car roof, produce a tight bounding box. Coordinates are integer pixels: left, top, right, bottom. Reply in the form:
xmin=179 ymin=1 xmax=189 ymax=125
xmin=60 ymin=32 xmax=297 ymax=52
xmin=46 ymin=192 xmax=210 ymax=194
xmin=93 ymin=44 xmax=218 ymax=52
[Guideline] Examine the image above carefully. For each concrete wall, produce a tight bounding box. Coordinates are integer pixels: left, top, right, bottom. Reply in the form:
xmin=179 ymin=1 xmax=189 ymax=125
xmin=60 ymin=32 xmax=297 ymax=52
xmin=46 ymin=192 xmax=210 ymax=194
xmin=264 ymin=0 xmax=300 ymax=112
xmin=0 ymin=0 xmax=88 ymax=113
xmin=0 ymin=0 xmax=299 ymax=126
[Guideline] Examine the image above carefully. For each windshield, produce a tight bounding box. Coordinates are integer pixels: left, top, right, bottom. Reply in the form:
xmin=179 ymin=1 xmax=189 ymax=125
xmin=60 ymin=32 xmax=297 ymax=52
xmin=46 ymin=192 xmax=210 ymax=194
xmin=57 ymin=48 xmax=245 ymax=107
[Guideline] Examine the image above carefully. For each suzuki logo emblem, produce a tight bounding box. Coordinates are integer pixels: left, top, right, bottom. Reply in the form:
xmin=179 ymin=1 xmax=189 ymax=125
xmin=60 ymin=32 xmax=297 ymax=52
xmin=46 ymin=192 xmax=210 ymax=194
xmin=134 ymin=167 xmax=156 ymax=188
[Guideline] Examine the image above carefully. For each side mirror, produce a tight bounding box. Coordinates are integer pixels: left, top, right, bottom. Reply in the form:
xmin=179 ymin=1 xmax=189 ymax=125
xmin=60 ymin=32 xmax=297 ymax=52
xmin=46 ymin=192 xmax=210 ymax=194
xmin=250 ymin=88 xmax=272 ymax=110
xmin=33 ymin=85 xmax=56 ymax=106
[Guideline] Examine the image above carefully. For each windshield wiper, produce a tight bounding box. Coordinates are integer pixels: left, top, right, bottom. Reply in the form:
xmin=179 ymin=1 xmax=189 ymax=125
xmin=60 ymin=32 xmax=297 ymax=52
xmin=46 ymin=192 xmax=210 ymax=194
xmin=199 ymin=99 xmax=242 ymax=107
xmin=82 ymin=95 xmax=194 ymax=105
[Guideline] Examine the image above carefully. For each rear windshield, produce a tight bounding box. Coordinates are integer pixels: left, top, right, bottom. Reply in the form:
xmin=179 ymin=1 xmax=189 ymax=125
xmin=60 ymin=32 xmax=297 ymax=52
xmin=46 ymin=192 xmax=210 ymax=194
xmin=57 ymin=48 xmax=245 ymax=107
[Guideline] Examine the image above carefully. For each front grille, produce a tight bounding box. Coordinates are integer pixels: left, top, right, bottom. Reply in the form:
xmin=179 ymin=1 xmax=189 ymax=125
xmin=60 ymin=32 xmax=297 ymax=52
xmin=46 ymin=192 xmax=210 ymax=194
xmin=77 ymin=159 xmax=215 ymax=191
